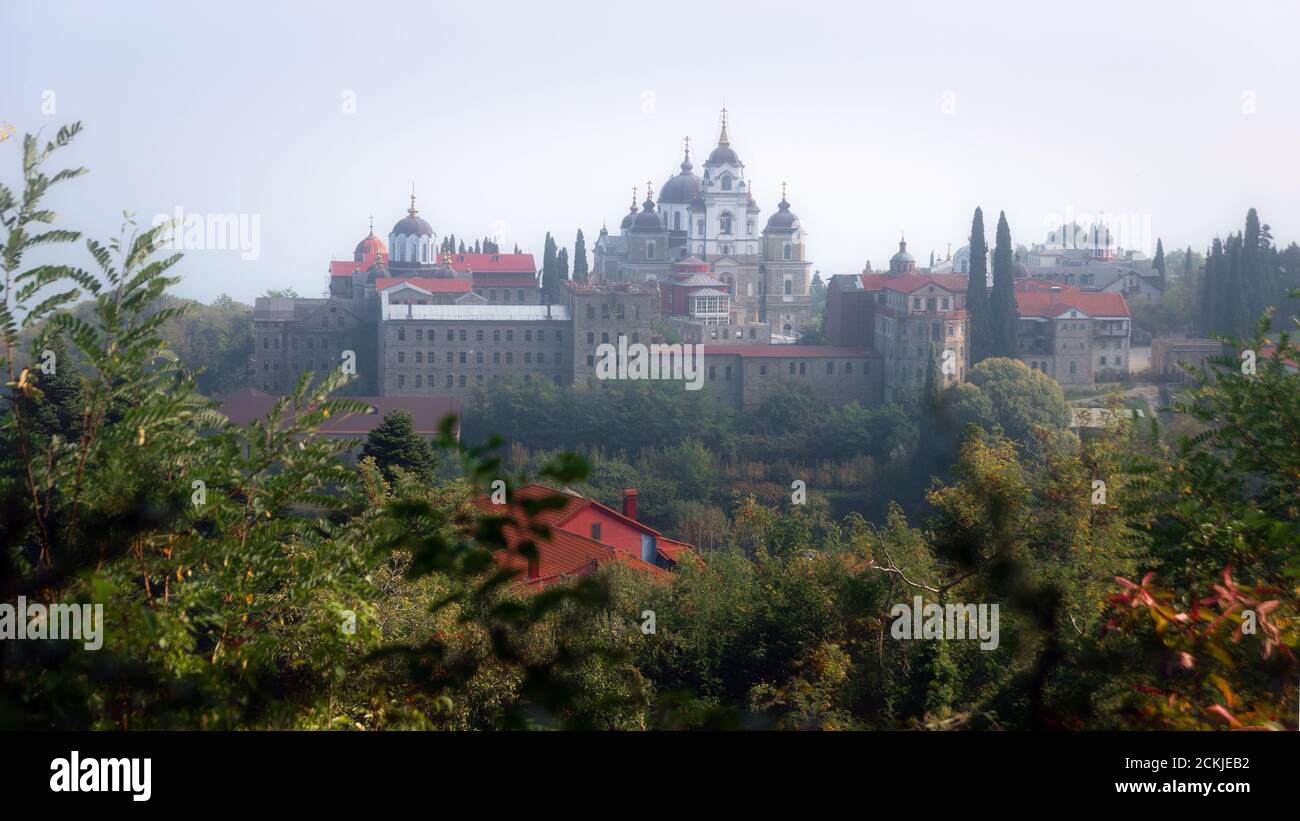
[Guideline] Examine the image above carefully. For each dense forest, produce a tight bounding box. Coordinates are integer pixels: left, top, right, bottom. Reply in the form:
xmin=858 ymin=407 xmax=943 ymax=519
xmin=2 ymin=125 xmax=1296 ymax=730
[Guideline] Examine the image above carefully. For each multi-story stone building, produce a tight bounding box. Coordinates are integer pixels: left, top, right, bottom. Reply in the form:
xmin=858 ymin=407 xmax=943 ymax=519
xmin=1013 ymin=281 xmax=1131 ymax=387
xmin=825 ymin=240 xmax=971 ymax=401
xmin=566 ymin=280 xmax=660 ymax=385
xmin=701 ymin=346 xmax=884 ymax=409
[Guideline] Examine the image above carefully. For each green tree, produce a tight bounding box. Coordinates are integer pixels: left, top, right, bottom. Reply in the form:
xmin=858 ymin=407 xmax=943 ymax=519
xmin=362 ymin=409 xmax=437 ymax=483
xmin=964 ymin=208 xmax=993 ymax=365
xmin=21 ymin=334 xmax=85 ymax=441
xmin=573 ymin=229 xmax=588 ymax=282
xmin=988 ymin=211 xmax=1019 ymax=358
xmin=1152 ymin=238 xmax=1166 ymax=285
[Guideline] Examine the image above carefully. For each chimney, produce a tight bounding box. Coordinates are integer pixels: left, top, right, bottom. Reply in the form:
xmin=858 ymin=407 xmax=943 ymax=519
xmin=1050 ymin=285 xmax=1062 ymax=306
xmin=622 ymin=488 xmax=638 ymax=520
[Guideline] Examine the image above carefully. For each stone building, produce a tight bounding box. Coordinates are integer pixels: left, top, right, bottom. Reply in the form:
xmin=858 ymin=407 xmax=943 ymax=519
xmin=566 ymin=280 xmax=661 ymax=385
xmin=700 ymin=346 xmax=884 ymax=409
xmin=1013 ymin=281 xmax=1131 ymax=388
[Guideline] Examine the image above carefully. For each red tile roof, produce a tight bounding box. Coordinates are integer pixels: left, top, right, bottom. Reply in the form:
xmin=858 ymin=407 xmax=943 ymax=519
xmin=472 ymin=485 xmax=673 ymax=585
xmin=703 ymin=345 xmax=874 ymax=358
xmin=445 ymin=253 xmax=536 ymax=274
xmin=376 ymin=277 xmax=472 ymax=293
xmin=859 ymin=273 xmax=970 ymax=294
xmin=1013 ymin=281 xmax=1130 ymax=317
xmin=330 ymin=260 xmax=364 ymax=278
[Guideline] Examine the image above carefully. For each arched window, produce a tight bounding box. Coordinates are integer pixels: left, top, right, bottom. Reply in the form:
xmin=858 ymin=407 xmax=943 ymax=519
xmin=783 ymin=242 xmax=792 ymax=260
xmin=721 ymin=173 xmax=732 ymax=191
xmin=784 ymin=279 xmax=793 ymax=296
xmin=719 ymin=212 xmax=733 ymax=234
xmin=673 ymin=213 xmax=681 ymax=231
xmin=406 ymin=236 xmax=417 ymax=262
xmin=646 ymin=241 xmax=655 ymax=260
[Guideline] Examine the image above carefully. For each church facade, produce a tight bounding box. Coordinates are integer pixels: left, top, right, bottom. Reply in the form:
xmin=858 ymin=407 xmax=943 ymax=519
xmin=592 ymin=111 xmax=814 ymax=340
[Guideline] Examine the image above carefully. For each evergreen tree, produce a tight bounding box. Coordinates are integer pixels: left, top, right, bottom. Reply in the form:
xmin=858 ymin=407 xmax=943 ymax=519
xmin=965 ymin=208 xmax=993 ymax=365
xmin=473 ymin=238 xmax=481 ymax=254
xmin=458 ymin=239 xmax=466 ymax=254
xmin=988 ymin=211 xmax=1019 ymax=358
xmin=361 ymin=409 xmax=437 ymax=484
xmin=573 ymin=229 xmax=589 ymax=282
xmin=1152 ymin=238 xmax=1166 ymax=285
xmin=23 ymin=334 xmax=85 ymax=441
xmin=541 ymin=233 xmax=558 ymax=302
xmin=557 ymin=247 xmax=569 ymax=282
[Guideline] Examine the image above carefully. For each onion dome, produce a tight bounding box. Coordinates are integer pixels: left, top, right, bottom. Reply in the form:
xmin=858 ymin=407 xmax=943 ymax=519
xmin=889 ymin=236 xmax=917 ymax=273
xmin=765 ymin=185 xmax=799 ymax=230
xmin=630 ymin=184 xmax=664 ymax=232
xmin=619 ymin=188 xmax=639 ymax=231
xmin=706 ymin=110 xmax=741 ymax=166
xmin=353 ymin=216 xmax=387 ymax=262
xmin=391 ymin=192 xmax=432 ymax=237
xmin=659 ymin=143 xmax=701 ymax=205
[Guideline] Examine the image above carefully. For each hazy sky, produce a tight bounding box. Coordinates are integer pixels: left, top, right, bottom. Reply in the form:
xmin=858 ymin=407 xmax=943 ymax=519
xmin=3 ymin=0 xmax=1298 ymax=304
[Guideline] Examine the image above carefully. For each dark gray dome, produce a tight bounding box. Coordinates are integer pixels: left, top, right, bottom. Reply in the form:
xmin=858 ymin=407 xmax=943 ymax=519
xmin=630 ymin=197 xmax=663 ymax=232
xmin=707 ymin=145 xmax=740 ymax=166
xmin=391 ymin=195 xmax=432 ymax=237
xmin=659 ymin=169 xmax=700 ymax=205
xmin=766 ymin=197 xmax=799 ymax=230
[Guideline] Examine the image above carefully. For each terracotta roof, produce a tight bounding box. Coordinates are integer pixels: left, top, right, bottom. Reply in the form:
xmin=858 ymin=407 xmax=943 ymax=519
xmin=703 ymin=345 xmax=874 ymax=358
xmin=330 ymin=260 xmax=363 ymax=278
xmin=472 ymin=485 xmax=671 ymax=584
xmin=445 ymin=253 xmax=536 ymax=274
xmin=375 ymin=277 xmax=472 ymax=293
xmin=859 ymin=273 xmax=970 ymax=294
xmin=1013 ymin=281 xmax=1130 ymax=317
xmin=217 ymin=389 xmax=461 ymax=435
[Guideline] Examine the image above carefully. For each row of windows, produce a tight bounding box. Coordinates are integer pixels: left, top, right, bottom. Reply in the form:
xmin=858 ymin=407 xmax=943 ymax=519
xmin=585 ymin=331 xmax=641 ymax=345
xmin=475 ymin=289 xmax=529 ymax=303
xmin=583 ymin=303 xmax=641 ymax=320
xmin=396 ymin=373 xmax=564 ymax=389
xmin=396 ymin=327 xmax=561 ymax=343
xmin=397 ymin=350 xmax=552 ymax=365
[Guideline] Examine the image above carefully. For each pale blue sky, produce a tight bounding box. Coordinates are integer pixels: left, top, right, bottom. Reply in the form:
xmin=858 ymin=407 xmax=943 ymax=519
xmin=3 ymin=0 xmax=1298 ymax=304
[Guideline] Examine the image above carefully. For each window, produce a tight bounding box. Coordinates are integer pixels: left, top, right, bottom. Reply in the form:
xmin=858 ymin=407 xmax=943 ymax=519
xmin=476 ymin=329 xmax=484 ymax=341
xmin=397 ymin=375 xmax=405 ymax=387
xmin=525 ymin=330 xmax=532 ymax=342
xmin=587 ymin=332 xmax=595 ymax=344
xmin=493 ymin=329 xmax=501 ymax=342
xmin=446 ymin=330 xmax=454 ymax=341
xmin=489 ymin=289 xmax=497 ymax=302
xmin=415 ymin=375 xmax=422 ymax=387
xmin=725 ymin=366 xmax=732 ymax=380
xmin=590 ymin=523 xmax=602 ymax=540
xmin=760 ymin=365 xmax=768 ymax=375
xmin=517 ymin=290 xmax=524 ymax=302
xmin=415 ymin=352 xmax=423 ymax=363
xmin=721 ymin=174 xmax=732 ymax=191
xmin=784 ymin=280 xmax=792 ymax=296
xmin=459 ymin=352 xmax=467 ymax=364
xmin=397 ymin=351 xmax=405 ymax=363
xmin=446 ymin=375 xmax=453 ymax=387
xmin=799 ymin=362 xmax=807 ymax=376
xmin=783 ymin=242 xmax=792 ymax=260
xmin=476 ymin=351 xmax=484 ymax=364
xmin=719 ymin=212 xmax=733 ymax=234
xmin=826 ymin=361 xmax=834 ymax=374
xmin=538 ymin=352 xmax=545 ymax=364
xmin=398 ymin=327 xmax=406 ymax=341
xmin=647 ymin=241 xmax=656 ymax=260
xmin=674 ymin=213 xmax=681 ymax=231
xmin=602 ymin=332 xmax=610 ymax=344
xmin=506 ymin=330 xmax=513 ymax=342
xmin=504 ymin=290 xmax=511 ymax=302
xmin=709 ymin=366 xmax=716 ymax=380
xmin=458 ymin=375 xmax=466 ymax=387
xmin=458 ymin=330 xmax=466 ymax=342
xmin=788 ymin=362 xmax=796 ymax=375
xmin=587 ymin=304 xmax=595 ymax=319
xmin=493 ymin=352 xmax=500 ymax=364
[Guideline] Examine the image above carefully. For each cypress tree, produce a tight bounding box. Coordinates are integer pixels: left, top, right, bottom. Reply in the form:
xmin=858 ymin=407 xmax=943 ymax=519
xmin=541 ymin=233 xmax=558 ymax=302
xmin=362 ymin=409 xmax=437 ymax=484
xmin=1200 ymin=240 xmax=1220 ymax=334
xmin=988 ymin=211 xmax=1020 ymax=358
xmin=965 ymin=208 xmax=992 ymax=365
xmin=1153 ymin=238 xmax=1166 ymax=285
xmin=573 ymin=229 xmax=589 ymax=282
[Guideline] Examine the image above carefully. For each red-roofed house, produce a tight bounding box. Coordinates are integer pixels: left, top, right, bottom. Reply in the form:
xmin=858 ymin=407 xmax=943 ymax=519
xmin=826 ymin=248 xmax=972 ymax=400
xmin=1013 ymin=281 xmax=1131 ymax=387
xmin=472 ymin=484 xmax=689 ymax=587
